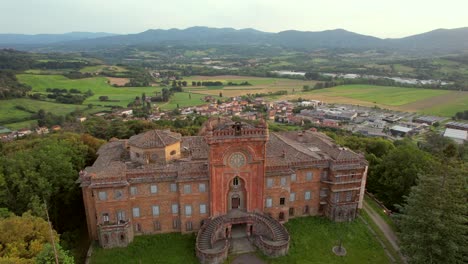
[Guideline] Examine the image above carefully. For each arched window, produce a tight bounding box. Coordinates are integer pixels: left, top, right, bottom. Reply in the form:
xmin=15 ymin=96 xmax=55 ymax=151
xmin=120 ymin=233 xmax=125 ymax=242
xmin=233 ymin=177 xmax=239 ymax=186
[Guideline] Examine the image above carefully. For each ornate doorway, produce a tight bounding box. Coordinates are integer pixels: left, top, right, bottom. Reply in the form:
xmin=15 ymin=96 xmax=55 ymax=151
xmin=232 ymin=196 xmax=240 ymax=209
xmin=227 ymin=176 xmax=246 ymax=212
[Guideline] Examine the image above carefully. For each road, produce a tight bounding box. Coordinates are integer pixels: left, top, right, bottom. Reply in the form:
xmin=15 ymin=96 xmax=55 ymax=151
xmin=363 ymin=200 xmax=407 ymax=263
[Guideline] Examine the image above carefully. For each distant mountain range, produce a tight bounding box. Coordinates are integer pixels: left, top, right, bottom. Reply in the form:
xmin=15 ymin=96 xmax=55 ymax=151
xmin=1 ymin=26 xmax=468 ymax=54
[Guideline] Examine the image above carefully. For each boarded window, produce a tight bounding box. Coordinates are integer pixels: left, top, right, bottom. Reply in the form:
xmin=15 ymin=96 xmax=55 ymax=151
xmin=114 ymin=190 xmax=123 ymax=200
xmin=186 ymin=221 xmax=193 ymax=231
xmin=184 ymin=184 xmax=191 ymax=194
xmin=150 ymin=185 xmax=158 ymax=194
xmin=130 ymin=186 xmax=137 ymax=196
xmin=290 ymin=192 xmax=296 ymax=202
xmin=280 ymin=177 xmax=287 ymax=186
xmin=266 ymin=198 xmax=272 ymax=208
xmin=170 ymin=183 xmax=177 ymax=192
xmin=267 ymin=178 xmax=273 ymax=188
xmin=289 ymin=207 xmax=295 ymax=216
xmin=321 ymin=170 xmax=328 ymax=180
xmin=172 ymin=204 xmax=179 ymax=214
xmin=152 ymin=205 xmax=160 ymax=216
xmin=132 ymin=207 xmax=140 ymax=218
xmin=291 ymin=173 xmax=297 ymax=182
xmin=185 ymin=205 xmax=192 ymax=216
xmin=117 ymin=210 xmax=126 ymax=223
xmin=200 ymin=204 xmax=207 ymax=214
xmin=199 ymin=183 xmax=206 ymax=192
xmin=173 ymin=218 xmax=179 ymax=229
xmin=102 ymin=213 xmax=109 ymax=224
xmin=98 ymin=191 xmax=107 ymax=201
xmin=305 ymin=191 xmax=311 ymax=200
xmin=306 ymin=172 xmax=313 ymax=181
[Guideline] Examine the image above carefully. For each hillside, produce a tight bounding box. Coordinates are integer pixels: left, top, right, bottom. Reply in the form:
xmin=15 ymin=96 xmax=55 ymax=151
xmin=2 ymin=26 xmax=468 ymax=54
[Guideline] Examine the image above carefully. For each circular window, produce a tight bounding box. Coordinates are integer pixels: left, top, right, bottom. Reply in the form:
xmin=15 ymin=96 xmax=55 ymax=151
xmin=229 ymin=153 xmax=246 ymax=168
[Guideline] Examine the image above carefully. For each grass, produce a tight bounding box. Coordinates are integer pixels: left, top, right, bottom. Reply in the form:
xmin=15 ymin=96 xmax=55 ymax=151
xmin=262 ymin=216 xmax=391 ymax=264
xmin=16 ymin=74 xmax=162 ymax=107
xmin=0 ymin=98 xmax=108 ymax=128
xmin=90 ymin=233 xmax=198 ymax=264
xmin=90 ymin=216 xmax=391 ymax=264
xmin=364 ymin=196 xmax=397 ymax=231
xmin=309 ymin=85 xmax=449 ymax=106
xmin=360 ymin=211 xmax=403 ymax=264
xmin=159 ymin=92 xmax=217 ymax=111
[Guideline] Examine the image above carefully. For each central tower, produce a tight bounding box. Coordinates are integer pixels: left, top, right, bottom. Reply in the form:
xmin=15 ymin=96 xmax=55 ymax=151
xmin=203 ymin=118 xmax=269 ymax=216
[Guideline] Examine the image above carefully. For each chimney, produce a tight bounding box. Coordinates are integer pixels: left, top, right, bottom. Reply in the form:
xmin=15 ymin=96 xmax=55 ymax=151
xmin=297 ymin=131 xmax=304 ymax=142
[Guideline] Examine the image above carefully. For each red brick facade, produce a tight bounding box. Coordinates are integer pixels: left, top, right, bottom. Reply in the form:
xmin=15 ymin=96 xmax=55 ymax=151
xmin=78 ymin=118 xmax=368 ymax=252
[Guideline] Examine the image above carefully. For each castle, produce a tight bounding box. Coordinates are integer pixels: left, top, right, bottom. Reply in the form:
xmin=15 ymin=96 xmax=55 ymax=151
xmin=78 ymin=117 xmax=368 ymax=263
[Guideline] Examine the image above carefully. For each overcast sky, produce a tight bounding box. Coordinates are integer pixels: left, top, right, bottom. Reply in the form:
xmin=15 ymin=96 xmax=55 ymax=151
xmin=2 ymin=0 xmax=467 ymax=38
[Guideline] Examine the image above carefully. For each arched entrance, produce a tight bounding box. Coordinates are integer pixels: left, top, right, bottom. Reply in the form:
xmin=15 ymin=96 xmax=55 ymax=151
xmin=227 ymin=176 xmax=246 ymax=212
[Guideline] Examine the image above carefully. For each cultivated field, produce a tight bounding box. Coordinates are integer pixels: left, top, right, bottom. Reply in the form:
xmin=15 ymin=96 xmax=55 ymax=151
xmin=17 ymin=74 xmax=162 ymax=108
xmin=290 ymin=84 xmax=468 ymax=116
xmin=7 ymin=74 xmax=466 ymax=130
xmin=0 ymin=98 xmax=107 ymax=129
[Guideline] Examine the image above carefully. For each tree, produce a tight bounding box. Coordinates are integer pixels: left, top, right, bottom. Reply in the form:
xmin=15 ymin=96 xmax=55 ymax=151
xmin=397 ymin=164 xmax=467 ymax=264
xmin=0 ymin=212 xmax=64 ymax=262
xmin=372 ymin=142 xmax=434 ymax=209
xmin=219 ymin=92 xmax=223 ymax=97
xmin=35 ymin=243 xmax=74 ymax=264
xmin=98 ymin=96 xmax=108 ymax=101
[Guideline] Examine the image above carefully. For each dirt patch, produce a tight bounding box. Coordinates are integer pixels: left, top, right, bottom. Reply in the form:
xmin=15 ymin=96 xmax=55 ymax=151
xmin=106 ymin=77 xmax=130 ymax=86
xmin=399 ymin=91 xmax=468 ymax=112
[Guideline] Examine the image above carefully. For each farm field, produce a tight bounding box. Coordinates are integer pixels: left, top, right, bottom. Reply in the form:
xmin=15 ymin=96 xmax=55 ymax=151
xmin=290 ymin=84 xmax=468 ymax=116
xmin=0 ymin=98 xmax=108 ymax=128
xmin=90 ymin=216 xmax=391 ymax=264
xmin=16 ymin=74 xmax=162 ymax=107
xmin=159 ymin=92 xmax=217 ymax=111
xmin=186 ymin=75 xmax=316 ymax=96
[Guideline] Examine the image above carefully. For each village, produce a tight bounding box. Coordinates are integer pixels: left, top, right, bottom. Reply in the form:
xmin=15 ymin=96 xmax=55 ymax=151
xmin=2 ymin=95 xmax=467 ymax=145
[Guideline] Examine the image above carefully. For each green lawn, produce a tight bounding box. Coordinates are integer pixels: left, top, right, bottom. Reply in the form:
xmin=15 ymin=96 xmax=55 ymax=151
xmin=311 ymin=84 xmax=449 ymax=106
xmin=17 ymin=74 xmax=162 ymax=107
xmin=159 ymin=92 xmax=217 ymax=111
xmin=262 ymin=216 xmax=391 ymax=264
xmin=90 ymin=216 xmax=390 ymax=264
xmin=90 ymin=233 xmax=198 ymax=264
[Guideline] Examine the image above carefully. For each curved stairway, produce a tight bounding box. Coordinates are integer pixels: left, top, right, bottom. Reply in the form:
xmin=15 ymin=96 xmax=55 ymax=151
xmin=196 ymin=212 xmax=289 ymax=264
xmin=253 ymin=213 xmax=289 ymax=242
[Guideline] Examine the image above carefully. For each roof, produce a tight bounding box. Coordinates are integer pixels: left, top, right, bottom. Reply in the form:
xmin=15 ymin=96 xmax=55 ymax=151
xmin=390 ymin=125 xmax=412 ymax=133
xmin=443 ymin=128 xmax=467 ymax=140
xmin=128 ymin=129 xmax=181 ymax=149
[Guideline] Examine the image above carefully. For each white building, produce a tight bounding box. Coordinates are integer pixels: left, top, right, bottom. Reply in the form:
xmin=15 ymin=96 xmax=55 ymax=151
xmin=443 ymin=128 xmax=467 ymax=144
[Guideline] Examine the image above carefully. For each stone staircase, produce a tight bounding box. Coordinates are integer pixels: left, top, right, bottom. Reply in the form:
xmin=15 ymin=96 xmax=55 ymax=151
xmin=254 ymin=213 xmax=289 ymax=242
xmin=197 ymin=215 xmax=226 ymax=251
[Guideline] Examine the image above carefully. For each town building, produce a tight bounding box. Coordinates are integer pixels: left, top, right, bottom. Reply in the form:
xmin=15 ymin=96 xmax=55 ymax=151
xmin=78 ymin=117 xmax=368 ymax=264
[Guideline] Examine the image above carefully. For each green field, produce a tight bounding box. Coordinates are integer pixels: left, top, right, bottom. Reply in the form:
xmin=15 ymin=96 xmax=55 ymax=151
xmin=90 ymin=233 xmax=198 ymax=264
xmin=0 ymin=98 xmax=108 ymax=128
xmin=17 ymin=74 xmax=162 ymax=107
xmin=310 ymin=85 xmax=449 ymax=106
xmin=159 ymin=92 xmax=218 ymax=110
xmin=295 ymin=84 xmax=468 ymax=116
xmin=90 ymin=216 xmax=390 ymax=264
